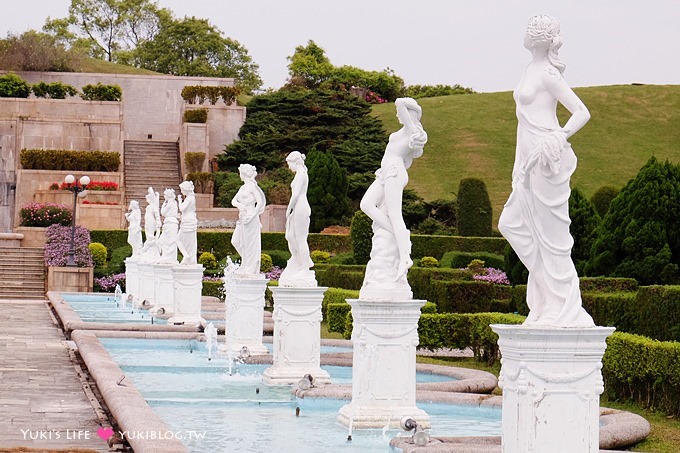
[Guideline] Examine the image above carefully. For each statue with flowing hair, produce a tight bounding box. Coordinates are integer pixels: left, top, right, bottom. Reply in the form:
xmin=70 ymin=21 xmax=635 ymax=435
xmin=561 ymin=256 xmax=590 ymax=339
xmin=498 ymin=15 xmax=594 ymax=327
xmin=279 ymin=151 xmax=316 ymax=287
xmin=158 ymin=188 xmax=179 ymax=264
xmin=177 ymin=180 xmax=198 ymax=265
xmin=231 ymin=164 xmax=266 ymax=276
xmin=125 ymin=200 xmax=143 ymax=258
xmin=141 ymin=187 xmax=160 ymax=260
xmin=359 ymin=97 xmax=427 ymax=300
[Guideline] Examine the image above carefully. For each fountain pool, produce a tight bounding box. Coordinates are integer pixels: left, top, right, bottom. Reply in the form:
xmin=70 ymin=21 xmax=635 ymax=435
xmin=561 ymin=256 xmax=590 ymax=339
xmin=61 ymin=293 xmax=167 ymax=325
xmin=100 ymin=337 xmax=501 ymax=452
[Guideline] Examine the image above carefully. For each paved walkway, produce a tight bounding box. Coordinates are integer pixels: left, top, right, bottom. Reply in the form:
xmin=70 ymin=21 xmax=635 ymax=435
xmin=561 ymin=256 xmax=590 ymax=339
xmin=0 ymin=299 xmax=110 ymax=452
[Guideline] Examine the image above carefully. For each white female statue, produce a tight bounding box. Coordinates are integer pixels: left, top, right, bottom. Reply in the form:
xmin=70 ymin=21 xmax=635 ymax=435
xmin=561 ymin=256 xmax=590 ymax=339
xmin=498 ymin=15 xmax=594 ymax=327
xmin=177 ymin=180 xmax=198 ymax=265
xmin=359 ymin=97 xmax=427 ymax=299
xmin=141 ymin=187 xmax=161 ymax=259
xmin=231 ymin=164 xmax=266 ymax=276
xmin=125 ymin=200 xmax=143 ymax=258
xmin=278 ymin=151 xmax=316 ymax=287
xmin=158 ymin=188 xmax=179 ymax=264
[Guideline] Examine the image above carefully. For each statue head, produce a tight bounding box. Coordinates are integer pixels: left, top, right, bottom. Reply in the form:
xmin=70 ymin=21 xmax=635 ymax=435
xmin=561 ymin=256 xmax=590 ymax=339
xmin=525 ymin=15 xmax=565 ymax=73
xmin=128 ymin=200 xmax=139 ymax=211
xmin=145 ymin=187 xmax=159 ymax=205
xmin=238 ymin=163 xmax=257 ymax=180
xmin=286 ymin=151 xmax=306 ymax=171
xmin=163 ymin=188 xmax=176 ymax=200
xmin=179 ymin=180 xmax=194 ymax=194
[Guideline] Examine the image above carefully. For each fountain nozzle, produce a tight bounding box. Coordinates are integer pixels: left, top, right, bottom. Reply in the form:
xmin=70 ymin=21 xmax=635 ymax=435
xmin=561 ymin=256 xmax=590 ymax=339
xmin=297 ymin=374 xmax=314 ymax=390
xmin=400 ymin=416 xmax=430 ymax=447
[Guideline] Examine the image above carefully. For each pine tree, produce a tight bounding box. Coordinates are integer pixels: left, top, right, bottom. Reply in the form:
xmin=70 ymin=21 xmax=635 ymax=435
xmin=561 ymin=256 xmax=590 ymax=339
xmin=568 ymin=187 xmax=601 ymax=275
xmin=306 ymin=149 xmax=350 ymax=232
xmin=456 ymin=178 xmax=492 ymax=237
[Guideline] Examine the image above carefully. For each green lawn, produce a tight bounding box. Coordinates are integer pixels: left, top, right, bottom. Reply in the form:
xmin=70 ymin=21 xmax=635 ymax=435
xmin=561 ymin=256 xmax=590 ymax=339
xmin=78 ymin=57 xmax=160 ymax=75
xmin=372 ymin=84 xmax=680 ymax=226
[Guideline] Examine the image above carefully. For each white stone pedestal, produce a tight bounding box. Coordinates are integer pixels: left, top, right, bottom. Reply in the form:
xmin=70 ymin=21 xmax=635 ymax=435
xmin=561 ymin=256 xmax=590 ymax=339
xmin=136 ymin=262 xmax=155 ymax=308
xmin=151 ymin=263 xmax=174 ymax=315
xmin=221 ymin=276 xmax=269 ymax=356
xmin=263 ymin=286 xmax=331 ymax=385
xmin=490 ymin=325 xmax=615 ymax=453
xmin=337 ymin=299 xmax=429 ymax=429
xmin=124 ymin=258 xmax=140 ymax=302
xmin=167 ymin=264 xmax=205 ymax=325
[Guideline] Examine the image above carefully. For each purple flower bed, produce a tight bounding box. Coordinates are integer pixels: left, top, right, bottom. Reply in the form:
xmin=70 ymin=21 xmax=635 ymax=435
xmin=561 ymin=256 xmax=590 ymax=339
xmin=94 ymin=273 xmax=126 ymax=292
xmin=472 ymin=267 xmax=511 ymax=285
xmin=44 ymin=224 xmax=93 ymax=267
xmin=265 ymin=266 xmax=283 ymax=280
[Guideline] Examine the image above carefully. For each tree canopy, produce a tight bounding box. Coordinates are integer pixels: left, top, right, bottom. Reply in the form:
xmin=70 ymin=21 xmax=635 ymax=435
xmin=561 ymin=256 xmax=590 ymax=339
xmin=217 ymin=88 xmax=387 ymax=177
xmin=587 ymin=157 xmax=680 ymax=284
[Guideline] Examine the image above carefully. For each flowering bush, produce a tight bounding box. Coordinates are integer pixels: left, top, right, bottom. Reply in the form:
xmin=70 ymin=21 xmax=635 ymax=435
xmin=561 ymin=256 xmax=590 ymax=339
xmin=364 ymin=90 xmax=387 ymax=104
xmin=472 ymin=267 xmax=511 ymax=285
xmin=265 ymin=266 xmax=284 ymax=281
xmin=94 ymin=273 xmax=126 ymax=292
xmin=44 ymin=224 xmax=93 ymax=267
xmin=19 ymin=202 xmax=72 ymax=227
xmin=50 ymin=180 xmax=119 ymax=191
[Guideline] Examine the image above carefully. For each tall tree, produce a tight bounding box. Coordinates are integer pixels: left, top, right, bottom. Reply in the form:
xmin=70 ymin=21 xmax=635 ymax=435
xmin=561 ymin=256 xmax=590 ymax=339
xmin=133 ymin=16 xmax=261 ymax=91
xmin=568 ymin=187 xmax=601 ymax=275
xmin=587 ymin=157 xmax=680 ymax=284
xmin=306 ymin=149 xmax=350 ymax=232
xmin=286 ymin=40 xmax=333 ymax=88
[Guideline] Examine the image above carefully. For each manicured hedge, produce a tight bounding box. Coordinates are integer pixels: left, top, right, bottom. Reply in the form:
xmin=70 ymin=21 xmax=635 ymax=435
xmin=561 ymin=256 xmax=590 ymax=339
xmin=408 ymin=267 xmax=472 ymax=304
xmin=430 ymin=280 xmax=513 ymax=313
xmin=316 ymin=265 xmax=365 ymax=290
xmin=20 ymin=149 xmax=121 ymax=172
xmin=202 ymin=280 xmax=223 ymax=298
xmin=603 ymin=332 xmax=680 ymax=416
xmin=411 ymin=235 xmax=507 ymax=259
xmin=629 ymin=286 xmax=680 ymax=341
xmin=321 ymin=288 xmax=359 ymax=321
xmin=330 ymin=300 xmax=438 ymax=335
xmin=439 ymin=251 xmax=505 ymax=270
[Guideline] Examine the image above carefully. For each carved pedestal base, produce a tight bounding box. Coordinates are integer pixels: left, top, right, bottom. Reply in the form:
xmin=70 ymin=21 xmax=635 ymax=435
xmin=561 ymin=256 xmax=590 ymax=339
xmin=167 ymin=264 xmax=204 ymax=325
xmin=337 ymin=299 xmax=429 ymax=429
xmin=220 ymin=276 xmax=269 ymax=356
xmin=124 ymin=259 xmax=140 ymax=303
xmin=490 ymin=325 xmax=615 ymax=453
xmin=136 ymin=262 xmax=155 ymax=308
xmin=263 ymin=286 xmax=330 ymax=385
xmin=151 ymin=263 xmax=174 ymax=315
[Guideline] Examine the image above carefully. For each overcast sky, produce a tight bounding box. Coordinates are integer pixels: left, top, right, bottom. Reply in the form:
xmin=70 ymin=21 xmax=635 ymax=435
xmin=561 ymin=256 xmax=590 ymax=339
xmin=1 ymin=0 xmax=678 ymax=92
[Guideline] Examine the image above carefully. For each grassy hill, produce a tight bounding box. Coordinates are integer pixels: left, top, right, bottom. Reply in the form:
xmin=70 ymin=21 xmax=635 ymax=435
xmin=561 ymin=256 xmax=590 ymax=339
xmin=372 ymin=84 xmax=680 ymax=227
xmin=77 ymin=57 xmax=159 ymax=75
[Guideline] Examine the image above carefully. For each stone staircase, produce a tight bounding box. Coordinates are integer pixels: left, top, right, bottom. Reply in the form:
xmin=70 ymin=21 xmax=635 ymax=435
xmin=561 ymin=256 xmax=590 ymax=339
xmin=124 ymin=140 xmax=182 ymax=207
xmin=0 ymin=247 xmax=45 ymax=299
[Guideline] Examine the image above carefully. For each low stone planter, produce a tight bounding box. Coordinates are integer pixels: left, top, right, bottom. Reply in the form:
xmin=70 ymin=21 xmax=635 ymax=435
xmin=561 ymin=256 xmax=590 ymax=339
xmin=14 ymin=226 xmax=47 ymax=247
xmin=47 ymin=266 xmax=93 ymax=292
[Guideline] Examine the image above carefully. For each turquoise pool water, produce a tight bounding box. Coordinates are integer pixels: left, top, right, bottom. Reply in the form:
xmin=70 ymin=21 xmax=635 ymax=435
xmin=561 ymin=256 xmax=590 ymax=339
xmin=101 ymin=338 xmax=501 ymax=452
xmin=61 ymin=293 xmax=167 ymax=324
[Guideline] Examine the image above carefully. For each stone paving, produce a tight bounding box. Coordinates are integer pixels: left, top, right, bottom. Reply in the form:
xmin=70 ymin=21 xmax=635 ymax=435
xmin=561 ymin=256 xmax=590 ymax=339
xmin=0 ymin=299 xmax=110 ymax=452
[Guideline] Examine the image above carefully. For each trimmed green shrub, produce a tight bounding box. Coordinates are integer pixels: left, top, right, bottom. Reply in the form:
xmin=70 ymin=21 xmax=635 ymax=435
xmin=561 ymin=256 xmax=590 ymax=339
xmin=417 ymin=312 xmax=525 ymax=364
xmin=264 ymin=249 xmax=291 ymax=268
xmin=590 ymin=185 xmax=619 ymax=218
xmin=316 ymin=266 xmax=365 ymax=291
xmin=20 ymin=149 xmax=120 ymax=172
xmin=408 ymin=267 xmax=472 ymax=303
xmin=569 ymin=187 xmax=601 ymax=275
xmin=418 ymin=256 xmax=439 ymax=268
xmin=430 ymin=280 xmax=513 ymax=313
xmin=457 ymin=178 xmax=492 ymax=237
xmin=603 ymin=332 xmax=680 ymax=416
xmin=327 ymin=303 xmax=352 ymax=333
xmin=504 ymin=243 xmax=528 ymax=285
xmin=260 ymin=253 xmax=273 ymax=273
xmin=108 ymin=245 xmax=132 ymax=274
xmin=183 ymin=108 xmax=208 ymax=123
xmin=89 ymin=230 xmax=129 ymax=259
xmin=184 ymin=152 xmax=206 ymax=173
xmin=0 ymin=72 xmax=30 ymax=98
xmin=181 ymin=85 xmax=240 ymax=105
xmin=329 ymin=252 xmax=355 ymax=265
xmin=80 ymin=82 xmax=122 ymax=101
xmin=311 ymin=250 xmax=330 ymax=264
xmin=322 ymin=287 xmax=359 ymax=320
xmin=198 ymin=252 xmax=218 ymax=270
xmin=31 ymin=81 xmax=77 ymax=99
xmin=186 ymin=172 xmax=213 ymax=194
xmin=307 ymin=149 xmax=350 ymax=232
xmin=440 ymin=251 xmax=505 ymax=270
xmin=411 ymin=235 xmax=507 ymax=260
xmin=350 ymin=210 xmax=372 ymax=264
xmin=88 ymin=242 xmax=108 ymax=268
xmin=202 ymin=279 xmax=224 ymax=298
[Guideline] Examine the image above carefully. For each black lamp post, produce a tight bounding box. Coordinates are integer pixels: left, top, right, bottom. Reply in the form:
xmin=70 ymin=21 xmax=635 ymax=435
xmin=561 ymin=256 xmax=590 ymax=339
xmin=64 ymin=174 xmax=90 ymax=267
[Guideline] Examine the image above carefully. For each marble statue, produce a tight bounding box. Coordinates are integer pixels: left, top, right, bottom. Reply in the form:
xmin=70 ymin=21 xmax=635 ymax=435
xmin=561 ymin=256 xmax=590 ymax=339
xmin=177 ymin=180 xmax=198 ymax=265
xmin=157 ymin=188 xmax=179 ymax=264
xmin=125 ymin=200 xmax=143 ymax=258
xmin=279 ymin=151 xmax=316 ymax=287
xmin=141 ymin=187 xmax=161 ymax=259
xmin=231 ymin=164 xmax=266 ymax=276
xmin=498 ymin=15 xmax=594 ymax=327
xmin=359 ymin=97 xmax=427 ymax=299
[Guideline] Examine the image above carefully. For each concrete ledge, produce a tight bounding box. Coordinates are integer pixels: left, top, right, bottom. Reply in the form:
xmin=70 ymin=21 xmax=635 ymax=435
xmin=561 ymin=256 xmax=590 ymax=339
xmin=0 ymin=232 xmax=23 ymax=247
xmin=71 ymin=330 xmax=187 ymax=453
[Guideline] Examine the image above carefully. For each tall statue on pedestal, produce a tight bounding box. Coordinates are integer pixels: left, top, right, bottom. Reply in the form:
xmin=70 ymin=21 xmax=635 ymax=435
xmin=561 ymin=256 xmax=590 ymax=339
xmin=125 ymin=200 xmax=143 ymax=258
xmin=141 ymin=187 xmax=160 ymax=260
xmin=177 ymin=180 xmax=198 ymax=265
xmin=278 ymin=151 xmax=316 ymax=287
xmin=359 ymin=97 xmax=427 ymax=300
xmin=231 ymin=164 xmax=266 ymax=276
xmin=498 ymin=14 xmax=594 ymax=328
xmin=158 ymin=188 xmax=179 ymax=264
